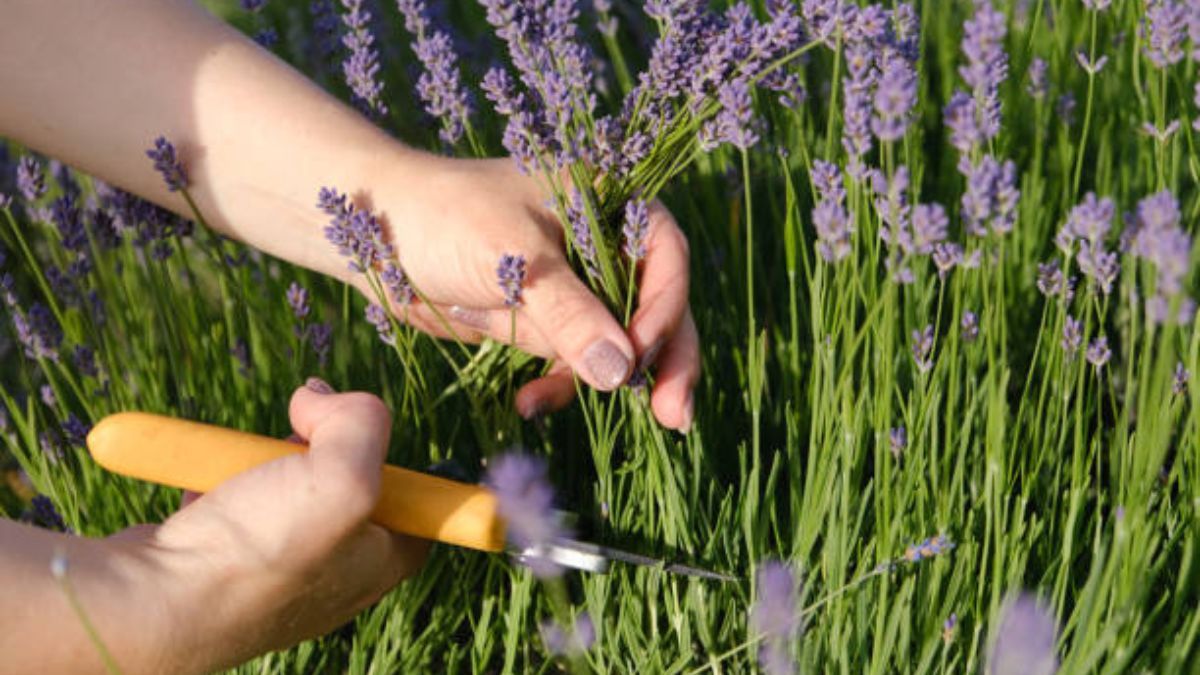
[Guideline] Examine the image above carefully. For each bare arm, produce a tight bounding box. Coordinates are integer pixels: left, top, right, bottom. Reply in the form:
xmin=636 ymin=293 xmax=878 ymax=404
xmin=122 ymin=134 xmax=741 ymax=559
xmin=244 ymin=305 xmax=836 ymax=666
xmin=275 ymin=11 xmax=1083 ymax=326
xmin=0 ymin=0 xmax=399 ymax=285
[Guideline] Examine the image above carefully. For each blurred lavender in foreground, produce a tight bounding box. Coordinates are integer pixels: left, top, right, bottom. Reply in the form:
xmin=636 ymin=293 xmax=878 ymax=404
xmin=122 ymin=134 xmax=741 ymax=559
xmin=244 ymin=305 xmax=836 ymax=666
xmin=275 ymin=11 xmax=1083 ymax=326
xmin=750 ymin=561 xmax=801 ymax=675
xmin=539 ymin=613 xmax=596 ymax=657
xmin=486 ymin=452 xmax=566 ymax=578
xmin=988 ymin=593 xmax=1059 ymax=675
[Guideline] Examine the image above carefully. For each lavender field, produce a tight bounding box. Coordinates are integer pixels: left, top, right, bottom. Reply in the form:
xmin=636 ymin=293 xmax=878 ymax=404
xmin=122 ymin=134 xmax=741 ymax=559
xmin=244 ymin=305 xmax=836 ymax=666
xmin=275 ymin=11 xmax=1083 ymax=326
xmin=2 ymin=0 xmax=1199 ymax=672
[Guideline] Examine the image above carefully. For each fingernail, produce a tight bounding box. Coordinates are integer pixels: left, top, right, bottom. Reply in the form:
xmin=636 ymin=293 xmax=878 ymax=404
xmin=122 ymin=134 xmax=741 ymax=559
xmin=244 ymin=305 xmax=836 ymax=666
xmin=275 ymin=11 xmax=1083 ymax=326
xmin=305 ymin=377 xmax=335 ymax=395
xmin=638 ymin=339 xmax=665 ymax=371
xmin=583 ymin=339 xmax=632 ymax=390
xmin=449 ymin=305 xmax=490 ymax=331
xmin=679 ymin=391 xmax=694 ymax=432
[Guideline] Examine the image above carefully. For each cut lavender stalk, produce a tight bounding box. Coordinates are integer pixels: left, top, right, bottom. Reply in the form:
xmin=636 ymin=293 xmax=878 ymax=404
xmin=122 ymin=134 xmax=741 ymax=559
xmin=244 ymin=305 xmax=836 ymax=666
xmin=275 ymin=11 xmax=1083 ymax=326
xmin=497 ymin=253 xmax=527 ymax=308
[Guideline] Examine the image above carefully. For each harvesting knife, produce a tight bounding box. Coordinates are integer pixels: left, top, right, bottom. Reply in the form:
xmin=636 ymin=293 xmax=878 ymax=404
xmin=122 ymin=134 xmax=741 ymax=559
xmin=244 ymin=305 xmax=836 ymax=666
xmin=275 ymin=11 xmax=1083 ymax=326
xmin=86 ymin=412 xmax=733 ymax=581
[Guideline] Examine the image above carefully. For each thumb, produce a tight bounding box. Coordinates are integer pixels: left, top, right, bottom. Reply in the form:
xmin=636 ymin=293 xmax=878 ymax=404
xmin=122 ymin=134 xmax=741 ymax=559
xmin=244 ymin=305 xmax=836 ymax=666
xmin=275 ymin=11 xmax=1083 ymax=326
xmin=287 ymin=379 xmax=392 ymax=519
xmin=518 ymin=260 xmax=634 ymax=391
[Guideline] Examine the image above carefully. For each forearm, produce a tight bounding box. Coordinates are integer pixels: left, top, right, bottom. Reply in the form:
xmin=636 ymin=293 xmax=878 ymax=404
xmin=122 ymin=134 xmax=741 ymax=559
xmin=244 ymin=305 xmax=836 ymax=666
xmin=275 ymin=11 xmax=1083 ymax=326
xmin=0 ymin=520 xmax=187 ymax=674
xmin=0 ymin=0 xmax=420 ymax=284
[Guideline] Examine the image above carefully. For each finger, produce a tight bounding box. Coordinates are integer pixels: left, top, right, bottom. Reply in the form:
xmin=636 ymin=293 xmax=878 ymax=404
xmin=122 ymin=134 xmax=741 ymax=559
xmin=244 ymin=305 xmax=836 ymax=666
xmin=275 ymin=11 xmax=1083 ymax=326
xmin=515 ymin=361 xmax=576 ymax=419
xmin=443 ymin=305 xmax=555 ymax=358
xmin=519 ymin=257 xmax=634 ymax=391
xmin=649 ymin=310 xmax=699 ymax=431
xmin=287 ymin=379 xmax=392 ymax=520
xmin=628 ymin=202 xmax=690 ymax=370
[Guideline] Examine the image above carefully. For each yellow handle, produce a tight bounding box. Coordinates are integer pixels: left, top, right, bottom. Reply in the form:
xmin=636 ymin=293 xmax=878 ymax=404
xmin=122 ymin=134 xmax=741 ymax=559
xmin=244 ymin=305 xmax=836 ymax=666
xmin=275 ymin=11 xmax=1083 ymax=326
xmin=86 ymin=412 xmax=507 ymax=553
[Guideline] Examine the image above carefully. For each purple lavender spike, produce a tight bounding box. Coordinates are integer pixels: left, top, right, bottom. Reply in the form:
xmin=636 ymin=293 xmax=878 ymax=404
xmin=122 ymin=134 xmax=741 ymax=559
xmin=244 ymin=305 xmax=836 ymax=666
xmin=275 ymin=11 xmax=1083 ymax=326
xmin=1142 ymin=1 xmax=1187 ymax=69
xmin=622 ymin=199 xmax=650 ymax=261
xmin=496 ymin=253 xmax=527 ymax=308
xmin=145 ymin=137 xmax=188 ymax=192
xmin=340 ymin=0 xmax=388 ymax=118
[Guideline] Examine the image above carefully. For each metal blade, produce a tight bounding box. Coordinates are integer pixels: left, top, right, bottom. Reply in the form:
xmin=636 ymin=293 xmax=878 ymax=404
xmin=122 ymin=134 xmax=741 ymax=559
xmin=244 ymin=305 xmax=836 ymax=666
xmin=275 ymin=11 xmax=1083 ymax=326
xmin=515 ymin=538 xmax=736 ymax=581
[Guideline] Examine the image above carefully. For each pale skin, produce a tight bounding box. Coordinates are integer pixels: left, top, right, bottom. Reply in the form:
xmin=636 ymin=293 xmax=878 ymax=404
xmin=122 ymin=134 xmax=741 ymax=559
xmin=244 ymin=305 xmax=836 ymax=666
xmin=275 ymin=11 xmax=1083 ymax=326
xmin=0 ymin=1 xmax=699 ymax=673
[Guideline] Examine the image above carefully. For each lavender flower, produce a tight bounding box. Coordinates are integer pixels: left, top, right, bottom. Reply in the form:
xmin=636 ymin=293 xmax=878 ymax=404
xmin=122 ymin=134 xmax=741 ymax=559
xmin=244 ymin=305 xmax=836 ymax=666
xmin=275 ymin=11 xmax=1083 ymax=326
xmin=750 ymin=561 xmax=801 ymax=675
xmin=1140 ymin=119 xmax=1183 ymax=143
xmin=309 ymin=322 xmax=333 ymax=366
xmin=912 ymin=324 xmax=934 ymax=373
xmin=1027 ymin=58 xmax=1049 ymax=99
xmin=1086 ymin=335 xmax=1112 ymax=369
xmin=145 ymin=137 xmax=188 ymax=191
xmin=396 ymin=0 xmax=473 ymax=146
xmin=310 ymin=0 xmax=342 ymax=65
xmin=872 ymin=46 xmax=918 ymax=142
xmin=497 ymin=253 xmax=527 ymax=308
xmin=942 ymin=613 xmax=959 ymax=645
xmin=1132 ymin=190 xmax=1194 ymax=324
xmin=812 ymin=161 xmax=853 ymax=263
xmin=911 ymin=203 xmax=948 ymax=255
xmin=241 ymin=0 xmax=267 ymax=11
xmin=1062 ymin=315 xmax=1083 ymax=355
xmin=889 ymin=426 xmax=907 ymax=459
xmin=319 ymin=187 xmax=393 ymax=273
xmin=957 ymin=0 xmax=1008 ymax=143
xmin=286 ymin=282 xmax=311 ymax=320
xmin=1142 ymin=1 xmax=1187 ymax=69
xmin=566 ymin=191 xmax=600 ymax=279
xmin=842 ymin=15 xmax=880 ymax=177
xmin=1061 ymin=193 xmax=1115 ymax=247
xmin=13 ymin=303 xmax=62 ymax=361
xmin=711 ymin=79 xmax=760 ymax=150
xmin=340 ymin=0 xmax=388 ymax=118
xmin=802 ymin=0 xmax=848 ymax=49
xmin=901 ymin=534 xmax=954 ymax=563
xmin=1057 ymin=93 xmax=1077 ymax=125
xmin=933 ymin=243 xmax=964 ymax=279
xmin=622 ymin=199 xmax=650 ymax=261
xmin=16 ymin=156 xmax=46 ymax=202
xmin=72 ymin=345 xmax=98 ymax=379
xmin=1174 ymin=361 xmax=1190 ymax=394
xmin=988 ymin=593 xmax=1058 ymax=675
xmin=962 ymin=310 xmax=980 ymax=342
xmin=62 ymin=415 xmax=91 ymax=447
xmin=365 ymin=303 xmax=395 ymax=346
xmin=1195 ymin=82 xmax=1200 ymax=132
xmin=485 ymin=452 xmax=566 ymax=578
xmin=1075 ymin=51 xmax=1108 ymax=75
xmin=27 ymin=495 xmax=68 ymax=532
xmin=40 ymin=384 xmax=56 ymax=408
xmin=1083 ymin=0 xmax=1112 ymax=10
xmin=540 ymin=613 xmax=596 ymax=657
xmin=962 ymin=156 xmax=1020 ymax=237
xmin=1076 ymin=242 xmax=1119 ymax=295
xmin=381 ymin=261 xmax=415 ymax=306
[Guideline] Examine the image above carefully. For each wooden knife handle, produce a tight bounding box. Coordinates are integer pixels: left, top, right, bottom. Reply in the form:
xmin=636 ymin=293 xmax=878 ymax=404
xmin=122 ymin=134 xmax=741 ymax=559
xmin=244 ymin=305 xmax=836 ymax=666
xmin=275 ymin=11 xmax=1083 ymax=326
xmin=86 ymin=412 xmax=507 ymax=553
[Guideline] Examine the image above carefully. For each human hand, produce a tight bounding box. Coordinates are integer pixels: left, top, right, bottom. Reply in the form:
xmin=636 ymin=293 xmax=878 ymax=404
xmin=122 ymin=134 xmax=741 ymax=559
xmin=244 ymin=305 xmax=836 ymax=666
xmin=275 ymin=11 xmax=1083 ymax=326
xmin=371 ymin=156 xmax=699 ymax=431
xmin=110 ymin=380 xmax=426 ymax=674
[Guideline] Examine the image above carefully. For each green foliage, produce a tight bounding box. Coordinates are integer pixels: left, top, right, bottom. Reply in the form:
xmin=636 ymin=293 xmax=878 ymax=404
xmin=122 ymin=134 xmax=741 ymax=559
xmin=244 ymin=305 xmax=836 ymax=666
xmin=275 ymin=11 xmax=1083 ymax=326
xmin=2 ymin=0 xmax=1200 ymax=673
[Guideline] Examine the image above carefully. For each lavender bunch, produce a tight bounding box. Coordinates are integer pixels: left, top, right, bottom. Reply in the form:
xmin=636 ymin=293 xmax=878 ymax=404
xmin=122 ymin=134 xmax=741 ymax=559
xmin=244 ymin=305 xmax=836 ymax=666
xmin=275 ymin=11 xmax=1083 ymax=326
xmin=477 ymin=0 xmax=810 ymax=308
